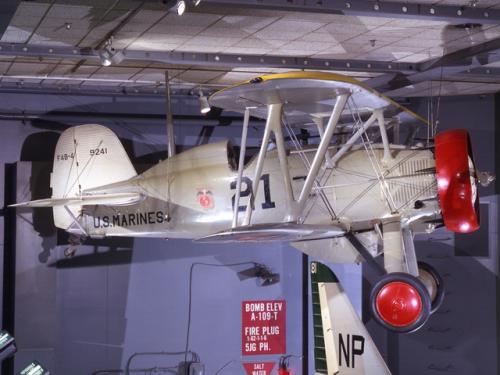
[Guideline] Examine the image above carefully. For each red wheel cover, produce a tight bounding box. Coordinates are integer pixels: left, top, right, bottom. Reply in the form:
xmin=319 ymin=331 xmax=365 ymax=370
xmin=375 ymin=281 xmax=423 ymax=328
xmin=435 ymin=129 xmax=479 ymax=233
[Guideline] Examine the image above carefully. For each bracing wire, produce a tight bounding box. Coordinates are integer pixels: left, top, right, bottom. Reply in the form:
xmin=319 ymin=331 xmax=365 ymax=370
xmin=282 ymin=114 xmax=336 ymax=221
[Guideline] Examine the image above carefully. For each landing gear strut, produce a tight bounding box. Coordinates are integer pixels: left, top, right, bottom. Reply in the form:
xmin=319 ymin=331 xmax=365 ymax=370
xmin=63 ymin=234 xmax=84 ymax=258
xmin=417 ymin=261 xmax=445 ymax=314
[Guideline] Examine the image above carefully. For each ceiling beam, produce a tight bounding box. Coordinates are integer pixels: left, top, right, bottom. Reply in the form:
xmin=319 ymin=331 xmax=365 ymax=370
xmin=0 ymin=0 xmax=20 ymax=38
xmin=203 ymin=0 xmax=500 ymax=24
xmin=366 ymin=36 xmax=500 ymax=92
xmin=0 ymin=42 xmax=417 ymax=74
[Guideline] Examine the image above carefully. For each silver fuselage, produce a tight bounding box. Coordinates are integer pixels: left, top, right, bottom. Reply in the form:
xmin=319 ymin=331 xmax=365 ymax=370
xmin=80 ymin=141 xmax=439 ymax=240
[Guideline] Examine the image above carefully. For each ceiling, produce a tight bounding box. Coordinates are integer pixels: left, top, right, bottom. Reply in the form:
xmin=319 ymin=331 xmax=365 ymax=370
xmin=1 ymin=0 xmax=500 ymax=97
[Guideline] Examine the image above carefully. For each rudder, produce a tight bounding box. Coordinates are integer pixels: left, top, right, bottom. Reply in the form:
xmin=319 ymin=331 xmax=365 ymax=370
xmin=51 ymin=124 xmax=136 ymax=232
xmin=311 ymin=262 xmax=391 ymax=375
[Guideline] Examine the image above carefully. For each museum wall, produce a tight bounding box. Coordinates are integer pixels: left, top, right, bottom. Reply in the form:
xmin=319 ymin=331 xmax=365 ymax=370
xmin=392 ymin=94 xmax=499 ymax=374
xmin=0 ymin=91 xmax=497 ymax=375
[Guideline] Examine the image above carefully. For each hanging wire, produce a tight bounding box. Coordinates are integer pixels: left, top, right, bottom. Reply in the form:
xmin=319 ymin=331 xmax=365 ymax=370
xmin=184 ymin=262 xmax=258 ymax=364
xmin=434 ymin=66 xmax=444 ymax=138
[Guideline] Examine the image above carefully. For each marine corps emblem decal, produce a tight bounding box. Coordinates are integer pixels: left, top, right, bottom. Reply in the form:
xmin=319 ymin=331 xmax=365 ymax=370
xmin=197 ymin=189 xmax=214 ymax=209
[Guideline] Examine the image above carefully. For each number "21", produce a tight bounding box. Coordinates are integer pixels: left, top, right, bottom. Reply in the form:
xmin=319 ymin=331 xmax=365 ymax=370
xmin=230 ymin=174 xmax=276 ymax=212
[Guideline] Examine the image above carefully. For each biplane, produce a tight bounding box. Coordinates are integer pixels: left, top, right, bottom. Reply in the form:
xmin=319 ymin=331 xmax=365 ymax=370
xmin=11 ymin=71 xmax=491 ymax=336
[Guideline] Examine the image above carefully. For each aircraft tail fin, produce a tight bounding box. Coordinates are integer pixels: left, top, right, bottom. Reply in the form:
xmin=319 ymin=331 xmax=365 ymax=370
xmin=49 ymin=124 xmax=136 ymax=231
xmin=311 ymin=262 xmax=392 ymax=375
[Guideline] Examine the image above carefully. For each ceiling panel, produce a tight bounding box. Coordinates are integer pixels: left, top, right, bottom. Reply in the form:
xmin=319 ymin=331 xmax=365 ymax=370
xmin=0 ymin=62 xmax=12 ymax=74
xmin=207 ymin=71 xmax=261 ymax=85
xmin=175 ymin=69 xmax=226 ymax=84
xmin=0 ymin=0 xmax=499 ymax=96
xmin=130 ymin=68 xmax=184 ymax=82
xmin=1 ymin=27 xmax=33 ymax=43
xmin=45 ymin=4 xmax=93 ymax=20
xmin=120 ymin=10 xmax=166 ymax=33
xmin=214 ymin=14 xmax=279 ymax=34
xmin=156 ymin=12 xmax=224 ymax=28
xmin=6 ymin=61 xmax=54 ymax=76
xmin=223 ymin=47 xmax=273 ymax=55
xmin=253 ymin=19 xmax=325 ymax=40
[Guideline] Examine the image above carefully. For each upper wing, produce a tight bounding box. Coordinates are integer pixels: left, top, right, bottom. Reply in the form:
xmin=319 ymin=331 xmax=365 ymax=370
xmin=209 ymin=71 xmax=428 ymax=127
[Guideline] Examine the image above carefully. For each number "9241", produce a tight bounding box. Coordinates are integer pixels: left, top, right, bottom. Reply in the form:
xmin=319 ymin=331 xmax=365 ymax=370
xmin=89 ymin=148 xmax=108 ymax=156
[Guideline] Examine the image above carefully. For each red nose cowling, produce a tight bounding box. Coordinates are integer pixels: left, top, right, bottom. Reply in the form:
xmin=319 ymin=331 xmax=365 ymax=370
xmin=434 ymin=129 xmax=480 ymax=233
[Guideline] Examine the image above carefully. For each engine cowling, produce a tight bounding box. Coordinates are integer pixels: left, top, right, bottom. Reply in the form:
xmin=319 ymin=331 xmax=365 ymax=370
xmin=435 ymin=129 xmax=479 ymax=233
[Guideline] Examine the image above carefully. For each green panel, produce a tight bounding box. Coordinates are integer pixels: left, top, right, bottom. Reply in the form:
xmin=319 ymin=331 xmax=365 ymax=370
xmin=310 ymin=262 xmax=340 ymax=374
xmin=311 ymin=261 xmax=339 ymax=283
xmin=311 ymin=261 xmax=331 ymax=374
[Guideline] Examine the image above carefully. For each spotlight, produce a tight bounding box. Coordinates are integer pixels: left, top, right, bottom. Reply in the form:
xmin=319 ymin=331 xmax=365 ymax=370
xmin=19 ymin=360 xmax=49 ymax=375
xmin=198 ymin=90 xmax=211 ymax=114
xmin=237 ymin=264 xmax=280 ymax=286
xmin=176 ymin=0 xmax=186 ymax=15
xmin=0 ymin=331 xmax=16 ymax=361
xmin=98 ymin=46 xmax=124 ymax=67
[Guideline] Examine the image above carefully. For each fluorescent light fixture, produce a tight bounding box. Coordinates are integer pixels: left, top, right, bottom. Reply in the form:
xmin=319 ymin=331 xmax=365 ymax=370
xmin=98 ymin=46 xmax=124 ymax=67
xmin=192 ymin=0 xmax=202 ymax=5
xmin=19 ymin=360 xmax=50 ymax=375
xmin=198 ymin=90 xmax=211 ymax=114
xmin=176 ymin=0 xmax=186 ymax=15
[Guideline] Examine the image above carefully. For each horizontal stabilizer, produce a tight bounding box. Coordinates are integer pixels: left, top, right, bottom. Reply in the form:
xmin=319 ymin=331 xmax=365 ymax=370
xmin=196 ymin=222 xmax=347 ymax=243
xmin=10 ymin=192 xmax=143 ymax=208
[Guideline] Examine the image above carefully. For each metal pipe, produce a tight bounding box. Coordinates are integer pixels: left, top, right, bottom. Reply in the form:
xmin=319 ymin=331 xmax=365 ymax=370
xmin=165 ymin=71 xmax=175 ymax=157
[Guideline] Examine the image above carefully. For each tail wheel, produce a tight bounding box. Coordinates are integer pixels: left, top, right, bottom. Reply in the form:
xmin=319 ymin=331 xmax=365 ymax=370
xmin=417 ymin=262 xmax=445 ymax=314
xmin=370 ymin=273 xmax=431 ymax=333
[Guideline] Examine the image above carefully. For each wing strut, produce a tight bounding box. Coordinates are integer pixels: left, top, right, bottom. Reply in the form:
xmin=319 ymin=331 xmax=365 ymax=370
xmin=232 ymin=107 xmax=251 ymax=228
xmin=243 ymin=103 xmax=291 ymax=225
xmin=293 ymin=93 xmax=350 ymax=221
xmin=312 ymin=117 xmax=333 ymax=168
xmin=240 ymin=92 xmax=351 ymax=226
xmin=376 ymin=109 xmax=393 ymax=164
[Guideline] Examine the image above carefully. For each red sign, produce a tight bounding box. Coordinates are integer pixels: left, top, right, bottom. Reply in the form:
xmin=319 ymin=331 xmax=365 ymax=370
xmin=243 ymin=362 xmax=275 ymax=375
xmin=242 ymin=300 xmax=286 ymax=355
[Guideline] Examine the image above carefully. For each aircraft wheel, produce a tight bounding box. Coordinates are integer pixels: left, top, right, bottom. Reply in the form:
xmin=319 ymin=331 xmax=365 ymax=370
xmin=417 ymin=262 xmax=445 ymax=314
xmin=370 ymin=273 xmax=431 ymax=333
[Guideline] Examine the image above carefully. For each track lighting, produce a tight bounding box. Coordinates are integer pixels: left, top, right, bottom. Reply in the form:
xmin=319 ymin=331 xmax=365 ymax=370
xmin=198 ymin=90 xmax=211 ymax=114
xmin=98 ymin=46 xmax=124 ymax=67
xmin=176 ymin=0 xmax=186 ymax=15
